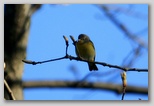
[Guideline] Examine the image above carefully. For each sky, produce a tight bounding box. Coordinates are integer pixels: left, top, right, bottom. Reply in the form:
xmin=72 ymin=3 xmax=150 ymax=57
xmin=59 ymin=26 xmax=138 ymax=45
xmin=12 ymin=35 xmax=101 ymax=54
xmin=22 ymin=4 xmax=148 ymax=100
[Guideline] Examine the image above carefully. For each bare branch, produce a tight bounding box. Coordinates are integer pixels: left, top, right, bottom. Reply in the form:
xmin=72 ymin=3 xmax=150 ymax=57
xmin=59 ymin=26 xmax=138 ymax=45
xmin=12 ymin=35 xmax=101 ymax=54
xmin=4 ymin=80 xmax=16 ymax=100
xmin=22 ymin=54 xmax=148 ymax=72
xmin=99 ymin=5 xmax=148 ymax=49
xmin=101 ymin=5 xmax=147 ymax=20
xmin=121 ymin=87 xmax=126 ymax=100
xmin=22 ymin=80 xmax=148 ymax=95
xmin=63 ymin=35 xmax=69 ymax=55
xmin=70 ymin=35 xmax=76 ymax=45
xmin=22 ymin=56 xmax=66 ymax=65
xmin=22 ymin=35 xmax=148 ymax=72
xmin=121 ymin=72 xmax=127 ymax=100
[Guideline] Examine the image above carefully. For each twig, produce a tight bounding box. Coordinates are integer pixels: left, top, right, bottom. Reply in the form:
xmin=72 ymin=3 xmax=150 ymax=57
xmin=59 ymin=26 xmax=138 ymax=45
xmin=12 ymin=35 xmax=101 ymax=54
xmin=22 ymin=56 xmax=66 ymax=65
xmin=121 ymin=87 xmax=126 ymax=100
xmin=22 ymin=55 xmax=148 ymax=72
xmin=70 ymin=35 xmax=76 ymax=45
xmin=99 ymin=5 xmax=148 ymax=49
xmin=69 ymin=55 xmax=148 ymax=72
xmin=63 ymin=35 xmax=69 ymax=55
xmin=121 ymin=72 xmax=127 ymax=100
xmin=22 ymin=35 xmax=148 ymax=72
xmin=4 ymin=79 xmax=16 ymax=100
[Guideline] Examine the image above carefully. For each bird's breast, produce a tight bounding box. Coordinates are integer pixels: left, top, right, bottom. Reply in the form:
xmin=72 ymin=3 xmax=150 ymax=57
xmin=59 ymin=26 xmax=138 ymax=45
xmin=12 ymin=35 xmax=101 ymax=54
xmin=76 ymin=41 xmax=95 ymax=61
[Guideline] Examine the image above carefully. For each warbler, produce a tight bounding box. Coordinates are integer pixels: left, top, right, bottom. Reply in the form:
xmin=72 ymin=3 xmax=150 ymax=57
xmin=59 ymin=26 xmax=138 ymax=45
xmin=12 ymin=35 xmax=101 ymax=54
xmin=75 ymin=34 xmax=98 ymax=71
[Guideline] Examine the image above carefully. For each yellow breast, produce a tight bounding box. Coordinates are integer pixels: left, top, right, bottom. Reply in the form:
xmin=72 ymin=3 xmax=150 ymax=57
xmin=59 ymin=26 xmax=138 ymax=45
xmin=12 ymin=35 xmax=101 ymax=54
xmin=76 ymin=41 xmax=95 ymax=61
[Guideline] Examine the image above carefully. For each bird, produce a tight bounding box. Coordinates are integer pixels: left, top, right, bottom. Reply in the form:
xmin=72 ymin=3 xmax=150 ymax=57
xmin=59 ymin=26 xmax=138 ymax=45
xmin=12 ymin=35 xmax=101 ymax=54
xmin=75 ymin=34 xmax=98 ymax=71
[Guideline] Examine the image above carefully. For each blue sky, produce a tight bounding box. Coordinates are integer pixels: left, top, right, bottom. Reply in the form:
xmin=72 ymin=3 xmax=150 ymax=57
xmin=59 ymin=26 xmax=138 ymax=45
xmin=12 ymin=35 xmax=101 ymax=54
xmin=22 ymin=4 xmax=148 ymax=100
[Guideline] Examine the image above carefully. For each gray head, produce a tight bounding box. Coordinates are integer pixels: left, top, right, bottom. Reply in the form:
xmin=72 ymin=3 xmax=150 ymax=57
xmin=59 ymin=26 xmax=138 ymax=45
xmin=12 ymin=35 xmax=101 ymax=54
xmin=78 ymin=34 xmax=90 ymax=41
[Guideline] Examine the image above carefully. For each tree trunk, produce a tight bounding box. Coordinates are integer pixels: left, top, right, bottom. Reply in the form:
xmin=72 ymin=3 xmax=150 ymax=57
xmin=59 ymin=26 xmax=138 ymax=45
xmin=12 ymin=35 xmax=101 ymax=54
xmin=4 ymin=4 xmax=31 ymax=100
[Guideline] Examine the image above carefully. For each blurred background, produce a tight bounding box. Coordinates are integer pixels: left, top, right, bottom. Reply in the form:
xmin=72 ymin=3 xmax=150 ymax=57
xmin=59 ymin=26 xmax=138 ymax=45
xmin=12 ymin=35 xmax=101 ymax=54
xmin=4 ymin=4 xmax=148 ymax=100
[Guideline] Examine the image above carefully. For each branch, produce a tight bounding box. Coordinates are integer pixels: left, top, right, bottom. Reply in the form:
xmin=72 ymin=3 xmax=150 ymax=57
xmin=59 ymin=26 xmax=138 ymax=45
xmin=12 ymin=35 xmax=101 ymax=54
xmin=22 ymin=80 xmax=148 ymax=95
xmin=22 ymin=56 xmax=66 ymax=65
xmin=99 ymin=5 xmax=148 ymax=49
xmin=4 ymin=79 xmax=16 ymax=100
xmin=22 ymin=35 xmax=148 ymax=72
xmin=121 ymin=87 xmax=126 ymax=100
xmin=121 ymin=72 xmax=127 ymax=100
xmin=22 ymin=55 xmax=148 ymax=72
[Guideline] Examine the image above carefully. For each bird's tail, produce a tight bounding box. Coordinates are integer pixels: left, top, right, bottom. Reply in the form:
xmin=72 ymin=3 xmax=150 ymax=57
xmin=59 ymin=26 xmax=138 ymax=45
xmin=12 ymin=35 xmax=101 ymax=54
xmin=88 ymin=63 xmax=98 ymax=71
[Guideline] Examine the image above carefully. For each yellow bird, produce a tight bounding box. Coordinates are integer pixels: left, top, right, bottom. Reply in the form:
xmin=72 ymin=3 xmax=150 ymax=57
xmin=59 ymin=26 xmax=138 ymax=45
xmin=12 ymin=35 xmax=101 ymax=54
xmin=75 ymin=34 xmax=98 ymax=71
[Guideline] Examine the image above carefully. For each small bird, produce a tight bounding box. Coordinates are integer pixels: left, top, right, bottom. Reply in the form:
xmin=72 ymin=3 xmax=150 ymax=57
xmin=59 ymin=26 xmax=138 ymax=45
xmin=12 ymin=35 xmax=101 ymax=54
xmin=75 ymin=34 xmax=98 ymax=71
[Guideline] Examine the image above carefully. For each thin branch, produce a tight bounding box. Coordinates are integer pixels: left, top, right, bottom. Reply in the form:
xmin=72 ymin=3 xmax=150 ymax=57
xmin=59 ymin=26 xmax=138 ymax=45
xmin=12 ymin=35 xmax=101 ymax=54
xmin=22 ymin=80 xmax=148 ymax=95
xmin=121 ymin=87 xmax=126 ymax=100
xmin=22 ymin=55 xmax=148 ymax=72
xmin=63 ymin=35 xmax=69 ymax=55
xmin=22 ymin=35 xmax=148 ymax=72
xmin=121 ymin=72 xmax=127 ymax=100
xmin=22 ymin=56 xmax=66 ymax=65
xmin=70 ymin=35 xmax=76 ymax=45
xmin=4 ymin=79 xmax=16 ymax=100
xmin=101 ymin=5 xmax=147 ymax=20
xmin=69 ymin=55 xmax=148 ymax=72
xmin=91 ymin=60 xmax=148 ymax=72
xmin=99 ymin=5 xmax=148 ymax=49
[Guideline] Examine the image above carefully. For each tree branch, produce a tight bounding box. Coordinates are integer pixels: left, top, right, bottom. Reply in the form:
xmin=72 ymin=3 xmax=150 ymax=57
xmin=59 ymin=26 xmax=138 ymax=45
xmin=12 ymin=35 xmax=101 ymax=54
xmin=121 ymin=72 xmax=127 ymax=100
xmin=22 ymin=55 xmax=148 ymax=72
xmin=99 ymin=5 xmax=148 ymax=49
xmin=4 ymin=79 xmax=16 ymax=100
xmin=22 ymin=35 xmax=148 ymax=72
xmin=22 ymin=80 xmax=148 ymax=95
